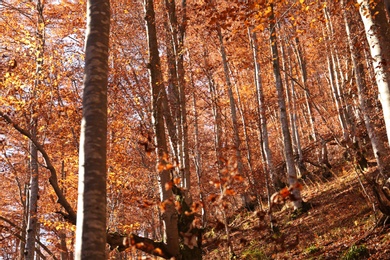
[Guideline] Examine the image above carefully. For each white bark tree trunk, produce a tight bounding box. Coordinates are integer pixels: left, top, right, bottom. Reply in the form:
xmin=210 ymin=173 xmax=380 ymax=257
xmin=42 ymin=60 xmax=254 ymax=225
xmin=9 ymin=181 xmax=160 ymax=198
xmin=249 ymin=27 xmax=276 ymax=190
xmin=269 ymin=4 xmax=302 ymax=209
xmin=358 ymin=0 xmax=390 ymax=149
xmin=25 ymin=129 xmax=39 ymax=260
xmin=343 ymin=0 xmax=387 ymax=176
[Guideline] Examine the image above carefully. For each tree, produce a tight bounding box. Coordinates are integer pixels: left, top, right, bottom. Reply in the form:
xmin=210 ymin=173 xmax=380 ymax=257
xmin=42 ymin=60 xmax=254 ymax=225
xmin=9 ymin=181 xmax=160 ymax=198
xmin=269 ymin=3 xmax=302 ymax=210
xmin=24 ymin=1 xmax=45 ymax=259
xmin=144 ymin=0 xmax=180 ymax=257
xmin=357 ymin=0 xmax=390 ymax=151
xmin=74 ymin=0 xmax=110 ymax=258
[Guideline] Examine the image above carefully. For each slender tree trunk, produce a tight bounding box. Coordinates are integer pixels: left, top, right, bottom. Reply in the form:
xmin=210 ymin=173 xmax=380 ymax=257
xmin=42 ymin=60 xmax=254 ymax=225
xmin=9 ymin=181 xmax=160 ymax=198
xmin=60 ymin=161 xmax=69 ymax=260
xmin=18 ymin=184 xmax=28 ymax=260
xmin=188 ymin=52 xmax=207 ymax=226
xmin=25 ymin=128 xmax=39 ymax=260
xmin=249 ymin=27 xmax=276 ymax=190
xmin=343 ymin=0 xmax=388 ymax=175
xmin=144 ymin=0 xmax=180 ymax=257
xmin=75 ymin=0 xmax=110 ymax=258
xmin=203 ymin=46 xmax=235 ymax=257
xmin=269 ymin=4 xmax=302 ymax=209
xmin=280 ymin=33 xmax=306 ymax=177
xmin=293 ymin=37 xmax=316 ymax=142
xmin=25 ymin=2 xmax=44 ymax=258
xmin=164 ymin=0 xmax=191 ymax=194
xmin=192 ymin=92 xmax=206 ymax=226
xmin=358 ymin=0 xmax=390 ymax=151
xmin=323 ymin=8 xmax=350 ymax=141
xmin=216 ymin=24 xmax=244 ymax=176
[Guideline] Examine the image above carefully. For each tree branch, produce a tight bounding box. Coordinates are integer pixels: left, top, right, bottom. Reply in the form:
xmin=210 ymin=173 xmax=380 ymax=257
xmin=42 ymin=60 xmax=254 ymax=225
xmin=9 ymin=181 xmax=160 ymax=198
xmin=0 ymin=111 xmax=77 ymax=224
xmin=107 ymin=232 xmax=173 ymax=259
xmin=0 ymin=216 xmax=58 ymax=259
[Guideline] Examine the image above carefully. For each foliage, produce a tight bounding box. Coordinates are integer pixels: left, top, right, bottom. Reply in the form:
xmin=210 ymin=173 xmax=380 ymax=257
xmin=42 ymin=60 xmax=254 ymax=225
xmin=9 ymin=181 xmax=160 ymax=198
xmin=242 ymin=241 xmax=269 ymax=260
xmin=341 ymin=244 xmax=369 ymax=260
xmin=1 ymin=0 xmax=390 ymax=258
xmin=304 ymin=244 xmax=321 ymax=255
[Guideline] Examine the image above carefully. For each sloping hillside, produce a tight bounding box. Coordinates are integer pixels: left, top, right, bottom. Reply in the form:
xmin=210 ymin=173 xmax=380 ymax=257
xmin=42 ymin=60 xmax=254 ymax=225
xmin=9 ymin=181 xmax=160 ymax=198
xmin=204 ymin=163 xmax=390 ymax=259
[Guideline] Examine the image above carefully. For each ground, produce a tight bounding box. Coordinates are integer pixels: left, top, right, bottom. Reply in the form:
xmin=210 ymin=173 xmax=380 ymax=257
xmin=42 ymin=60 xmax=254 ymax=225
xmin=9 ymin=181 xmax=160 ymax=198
xmin=203 ymin=163 xmax=390 ymax=259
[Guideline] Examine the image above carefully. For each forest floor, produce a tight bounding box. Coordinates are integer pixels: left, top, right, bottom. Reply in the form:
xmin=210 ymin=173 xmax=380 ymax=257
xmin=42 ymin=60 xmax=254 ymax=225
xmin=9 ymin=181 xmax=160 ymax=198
xmin=203 ymin=161 xmax=390 ymax=259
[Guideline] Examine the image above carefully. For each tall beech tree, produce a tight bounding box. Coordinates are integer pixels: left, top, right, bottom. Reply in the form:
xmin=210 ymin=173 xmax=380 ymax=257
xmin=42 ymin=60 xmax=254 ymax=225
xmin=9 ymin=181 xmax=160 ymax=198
xmin=75 ymin=0 xmax=110 ymax=258
xmin=269 ymin=3 xmax=302 ymax=210
xmin=24 ymin=1 xmax=45 ymax=259
xmin=4 ymin=0 xmax=390 ymax=258
xmin=358 ymin=0 xmax=390 ymax=150
xmin=143 ymin=0 xmax=180 ymax=257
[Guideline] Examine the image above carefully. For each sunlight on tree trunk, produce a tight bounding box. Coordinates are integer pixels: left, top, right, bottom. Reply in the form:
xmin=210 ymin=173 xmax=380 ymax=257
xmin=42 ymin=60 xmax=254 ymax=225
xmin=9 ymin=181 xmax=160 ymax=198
xmin=342 ymin=0 xmax=387 ymax=177
xmin=358 ymin=0 xmax=390 ymax=150
xmin=269 ymin=4 xmax=302 ymax=210
xmin=25 ymin=129 xmax=39 ymax=260
xmin=144 ymin=0 xmax=180 ymax=257
xmin=249 ymin=27 xmax=276 ymax=191
xmin=75 ymin=0 xmax=110 ymax=258
xmin=25 ymin=1 xmax=45 ymax=257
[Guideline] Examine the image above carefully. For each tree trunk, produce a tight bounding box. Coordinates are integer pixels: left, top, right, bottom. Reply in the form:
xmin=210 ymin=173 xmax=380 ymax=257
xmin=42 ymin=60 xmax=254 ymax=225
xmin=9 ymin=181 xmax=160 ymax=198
xmin=249 ymin=27 xmax=276 ymax=190
xmin=342 ymin=0 xmax=386 ymax=173
xmin=75 ymin=0 xmax=110 ymax=258
xmin=269 ymin=4 xmax=302 ymax=209
xmin=25 ymin=2 xmax=44 ymax=258
xmin=25 ymin=130 xmax=39 ymax=260
xmin=192 ymin=91 xmax=206 ymax=226
xmin=18 ymin=184 xmax=28 ymax=260
xmin=323 ymin=7 xmax=350 ymax=142
xmin=358 ymin=0 xmax=390 ymax=150
xmin=144 ymin=0 xmax=180 ymax=257
xmin=280 ymin=33 xmax=306 ymax=177
xmin=164 ymin=0 xmax=191 ymax=196
xmin=216 ymin=23 xmax=244 ymax=176
xmin=293 ymin=37 xmax=317 ymax=143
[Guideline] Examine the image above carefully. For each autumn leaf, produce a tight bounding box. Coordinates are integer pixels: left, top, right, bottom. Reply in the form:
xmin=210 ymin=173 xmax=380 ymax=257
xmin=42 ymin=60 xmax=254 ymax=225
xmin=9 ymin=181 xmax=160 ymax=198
xmin=165 ymin=181 xmax=173 ymax=191
xmin=224 ymin=188 xmax=236 ymax=196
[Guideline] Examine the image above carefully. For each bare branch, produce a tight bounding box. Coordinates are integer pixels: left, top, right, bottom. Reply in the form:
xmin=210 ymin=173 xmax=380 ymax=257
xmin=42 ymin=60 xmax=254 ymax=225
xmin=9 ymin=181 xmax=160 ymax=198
xmin=0 ymin=111 xmax=77 ymax=224
xmin=0 ymin=216 xmax=57 ymax=259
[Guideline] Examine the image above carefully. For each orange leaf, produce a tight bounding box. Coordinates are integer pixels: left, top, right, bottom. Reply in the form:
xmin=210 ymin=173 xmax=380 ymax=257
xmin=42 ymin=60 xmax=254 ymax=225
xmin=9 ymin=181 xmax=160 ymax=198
xmin=279 ymin=187 xmax=291 ymax=198
xmin=173 ymin=177 xmax=181 ymax=185
xmin=225 ymin=188 xmax=236 ymax=196
xmin=157 ymin=163 xmax=165 ymax=172
xmin=165 ymin=181 xmax=173 ymax=191
xmin=165 ymin=163 xmax=174 ymax=170
xmin=207 ymin=194 xmax=218 ymax=203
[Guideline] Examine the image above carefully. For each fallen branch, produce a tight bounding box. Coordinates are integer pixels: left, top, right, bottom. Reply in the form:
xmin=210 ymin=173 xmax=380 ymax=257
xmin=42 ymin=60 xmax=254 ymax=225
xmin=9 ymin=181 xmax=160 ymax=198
xmin=106 ymin=232 xmax=172 ymax=259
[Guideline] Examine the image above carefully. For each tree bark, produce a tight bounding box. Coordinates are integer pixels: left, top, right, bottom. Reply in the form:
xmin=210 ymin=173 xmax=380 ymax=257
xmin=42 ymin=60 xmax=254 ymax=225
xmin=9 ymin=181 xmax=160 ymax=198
xmin=25 ymin=128 xmax=39 ymax=260
xmin=249 ymin=27 xmax=276 ymax=190
xmin=342 ymin=0 xmax=387 ymax=175
xmin=358 ymin=0 xmax=390 ymax=150
xmin=269 ymin=4 xmax=302 ymax=209
xmin=323 ymin=7 xmax=350 ymax=142
xmin=75 ymin=0 xmax=110 ymax=258
xmin=25 ymin=2 xmax=45 ymax=258
xmin=216 ymin=20 xmax=244 ymax=176
xmin=293 ymin=36 xmax=316 ymax=143
xmin=144 ymin=0 xmax=180 ymax=257
xmin=164 ymin=0 xmax=191 ymax=194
